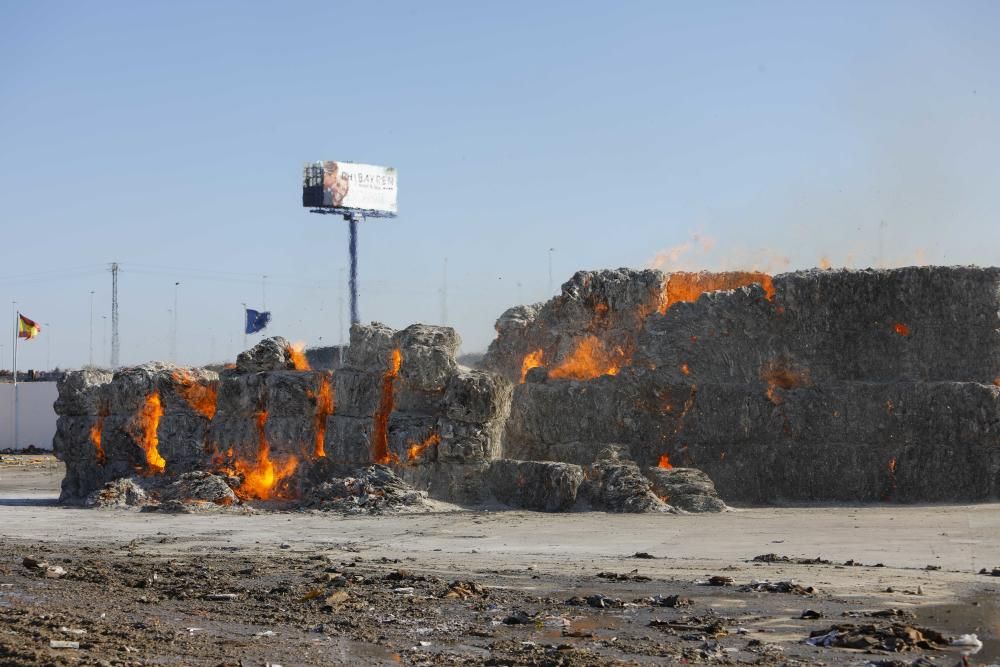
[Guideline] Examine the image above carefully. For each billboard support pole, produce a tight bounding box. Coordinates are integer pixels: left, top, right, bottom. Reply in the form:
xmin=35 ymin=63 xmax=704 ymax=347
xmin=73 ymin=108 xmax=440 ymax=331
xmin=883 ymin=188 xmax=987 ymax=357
xmin=347 ymin=212 xmax=361 ymax=325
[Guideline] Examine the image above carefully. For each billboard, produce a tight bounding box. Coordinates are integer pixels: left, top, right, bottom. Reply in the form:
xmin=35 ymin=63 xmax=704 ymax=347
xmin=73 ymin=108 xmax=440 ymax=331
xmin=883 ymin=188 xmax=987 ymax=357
xmin=302 ymin=161 xmax=398 ymax=215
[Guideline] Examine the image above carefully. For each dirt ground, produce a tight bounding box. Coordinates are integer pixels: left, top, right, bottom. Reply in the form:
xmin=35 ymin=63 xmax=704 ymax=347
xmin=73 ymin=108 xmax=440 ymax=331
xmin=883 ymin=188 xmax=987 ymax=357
xmin=1 ymin=456 xmax=998 ymax=666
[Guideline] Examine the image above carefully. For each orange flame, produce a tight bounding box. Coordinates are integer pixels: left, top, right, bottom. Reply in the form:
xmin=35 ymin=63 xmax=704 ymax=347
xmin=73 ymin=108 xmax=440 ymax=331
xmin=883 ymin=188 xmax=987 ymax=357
xmin=288 ymin=342 xmax=311 ymax=370
xmin=819 ymin=256 xmax=832 ymax=270
xmin=311 ymin=375 xmax=334 ymax=458
xmin=138 ymin=392 xmax=166 ymax=474
xmin=659 ymin=271 xmax=775 ymax=315
xmin=231 ymin=410 xmax=299 ymax=500
xmin=407 ymin=431 xmax=440 ymax=462
xmin=680 ymin=363 xmax=690 ymax=376
xmin=89 ymin=403 xmax=108 ymax=465
xmin=520 ymin=349 xmax=544 ymax=383
xmin=657 ymin=454 xmax=673 ymax=469
xmin=548 ymin=336 xmax=627 ymax=381
xmin=372 ymin=348 xmax=402 ymax=465
xmin=893 ymin=323 xmax=910 ymax=336
xmin=171 ymin=370 xmax=218 ymax=420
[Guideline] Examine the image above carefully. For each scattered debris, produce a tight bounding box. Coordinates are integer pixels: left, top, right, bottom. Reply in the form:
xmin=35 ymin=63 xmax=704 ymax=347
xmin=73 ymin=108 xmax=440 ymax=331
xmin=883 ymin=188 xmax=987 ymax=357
xmin=738 ymin=580 xmax=816 ymax=595
xmin=806 ymin=623 xmax=948 ymax=652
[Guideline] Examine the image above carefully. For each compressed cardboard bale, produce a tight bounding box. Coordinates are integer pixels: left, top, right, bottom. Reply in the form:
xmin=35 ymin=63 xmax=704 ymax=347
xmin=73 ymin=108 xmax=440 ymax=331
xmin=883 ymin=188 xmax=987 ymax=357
xmin=486 ymin=459 xmax=583 ymax=512
xmin=345 ymin=322 xmax=396 ymax=369
xmin=483 ymin=268 xmax=665 ymax=383
xmin=392 ymin=385 xmax=444 ymax=415
xmin=400 ymin=462 xmax=490 ymax=505
xmin=156 ymin=414 xmax=212 ymax=474
xmin=236 ymin=336 xmax=295 ymax=372
xmin=394 ymin=324 xmax=460 ymax=392
xmin=326 ymin=415 xmax=373 ymax=464
xmin=644 ymin=467 xmax=727 ymax=513
xmin=206 ymin=416 xmax=258 ymax=458
xmin=262 ymin=416 xmax=315 ymax=462
xmin=333 ymin=368 xmax=383 ymax=418
xmin=445 ymin=370 xmax=513 ymax=424
xmin=387 ymin=414 xmax=440 ymax=465
xmin=580 ymin=451 xmax=671 ymax=513
xmin=53 ymin=369 xmax=113 ymax=416
xmin=215 ymin=372 xmax=267 ymax=416
xmin=264 ymin=370 xmax=327 ymax=418
xmin=438 ymin=418 xmax=501 ymax=463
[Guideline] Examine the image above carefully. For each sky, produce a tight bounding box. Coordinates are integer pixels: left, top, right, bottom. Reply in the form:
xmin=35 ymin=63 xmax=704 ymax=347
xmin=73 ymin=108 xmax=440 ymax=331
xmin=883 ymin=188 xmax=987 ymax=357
xmin=1 ymin=0 xmax=998 ymax=370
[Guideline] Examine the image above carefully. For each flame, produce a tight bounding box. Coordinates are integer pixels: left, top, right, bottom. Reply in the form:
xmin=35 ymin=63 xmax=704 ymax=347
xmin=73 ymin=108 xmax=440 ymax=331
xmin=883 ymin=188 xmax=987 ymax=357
xmin=407 ymin=431 xmax=440 ymax=462
xmin=888 ymin=457 xmax=897 ymax=474
xmin=230 ymin=410 xmax=299 ymax=500
xmin=657 ymin=454 xmax=673 ymax=469
xmin=311 ymin=375 xmax=334 ymax=458
xmin=659 ymin=271 xmax=775 ymax=315
xmin=548 ymin=336 xmax=626 ymax=381
xmin=89 ymin=403 xmax=108 ymax=465
xmin=819 ymin=255 xmax=832 ymax=270
xmin=372 ymin=348 xmax=402 ymax=465
xmin=520 ymin=349 xmax=545 ymax=383
xmin=138 ymin=392 xmax=166 ymax=474
xmin=680 ymin=363 xmax=690 ymax=376
xmin=761 ymin=361 xmax=810 ymax=405
xmin=288 ymin=342 xmax=311 ymax=370
xmin=893 ymin=323 xmax=910 ymax=336
xmin=171 ymin=370 xmax=218 ymax=420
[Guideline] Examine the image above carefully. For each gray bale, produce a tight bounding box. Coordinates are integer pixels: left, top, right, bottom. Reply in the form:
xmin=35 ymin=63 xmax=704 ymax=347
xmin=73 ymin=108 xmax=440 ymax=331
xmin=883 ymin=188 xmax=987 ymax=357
xmin=438 ymin=418 xmax=501 ymax=463
xmin=236 ymin=336 xmax=295 ymax=372
xmin=644 ymin=467 xmax=727 ymax=513
xmin=334 ymin=368 xmax=383 ymax=417
xmin=580 ymin=450 xmax=671 ymax=513
xmin=394 ymin=324 xmax=460 ymax=392
xmin=326 ymin=415 xmax=374 ymax=464
xmin=486 ymin=459 xmax=583 ymax=512
xmin=445 ymin=370 xmax=513 ymax=424
xmin=53 ymin=369 xmax=113 ymax=416
xmin=400 ymin=462 xmax=490 ymax=504
xmin=387 ymin=414 xmax=440 ymax=464
xmin=346 ymin=323 xmax=396 ymax=369
xmin=215 ymin=373 xmax=267 ymax=416
xmin=264 ymin=370 xmax=328 ymax=418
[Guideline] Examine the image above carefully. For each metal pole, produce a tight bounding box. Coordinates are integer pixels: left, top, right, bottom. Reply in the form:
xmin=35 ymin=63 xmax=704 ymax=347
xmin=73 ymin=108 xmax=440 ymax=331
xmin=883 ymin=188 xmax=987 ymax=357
xmin=11 ymin=302 xmax=17 ymax=449
xmin=89 ymin=290 xmax=94 ymax=366
xmin=348 ymin=214 xmax=360 ymax=325
xmin=110 ymin=262 xmax=119 ymax=369
xmin=548 ymin=247 xmax=554 ymax=296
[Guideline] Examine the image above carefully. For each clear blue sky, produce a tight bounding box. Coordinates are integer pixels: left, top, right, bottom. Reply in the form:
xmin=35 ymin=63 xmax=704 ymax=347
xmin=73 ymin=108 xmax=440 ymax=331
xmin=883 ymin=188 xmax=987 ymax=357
xmin=2 ymin=1 xmax=998 ymax=369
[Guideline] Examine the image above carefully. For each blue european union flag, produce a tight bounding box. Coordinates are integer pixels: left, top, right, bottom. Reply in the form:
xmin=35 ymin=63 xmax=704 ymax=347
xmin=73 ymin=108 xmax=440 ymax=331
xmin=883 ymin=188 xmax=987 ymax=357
xmin=245 ymin=309 xmax=271 ymax=334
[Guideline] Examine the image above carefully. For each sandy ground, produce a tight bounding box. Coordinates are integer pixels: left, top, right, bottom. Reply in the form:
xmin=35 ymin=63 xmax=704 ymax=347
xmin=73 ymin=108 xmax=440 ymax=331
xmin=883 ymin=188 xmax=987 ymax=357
xmin=1 ymin=456 xmax=998 ymax=666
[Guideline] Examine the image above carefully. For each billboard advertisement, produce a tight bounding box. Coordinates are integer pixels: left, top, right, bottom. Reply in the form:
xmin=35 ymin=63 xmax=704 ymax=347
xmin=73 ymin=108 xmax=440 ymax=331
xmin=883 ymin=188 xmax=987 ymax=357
xmin=302 ymin=161 xmax=398 ymax=215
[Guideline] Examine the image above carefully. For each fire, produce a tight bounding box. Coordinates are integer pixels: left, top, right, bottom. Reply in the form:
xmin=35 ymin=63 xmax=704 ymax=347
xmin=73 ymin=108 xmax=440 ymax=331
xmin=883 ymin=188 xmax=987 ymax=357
xmin=311 ymin=375 xmax=334 ymax=458
xmin=888 ymin=457 xmax=897 ymax=474
xmin=657 ymin=454 xmax=673 ymax=469
xmin=659 ymin=271 xmax=775 ymax=315
xmin=819 ymin=256 xmax=832 ymax=270
xmin=407 ymin=431 xmax=440 ymax=462
xmin=171 ymin=370 xmax=218 ymax=420
xmin=138 ymin=392 xmax=166 ymax=474
xmin=680 ymin=363 xmax=690 ymax=376
xmin=89 ymin=403 xmax=108 ymax=465
xmin=288 ymin=342 xmax=311 ymax=370
xmin=231 ymin=410 xmax=299 ymax=500
xmin=548 ymin=336 xmax=627 ymax=381
xmin=372 ymin=348 xmax=402 ymax=465
xmin=761 ymin=360 xmax=810 ymax=405
xmin=520 ymin=349 xmax=545 ymax=383
xmin=893 ymin=323 xmax=910 ymax=336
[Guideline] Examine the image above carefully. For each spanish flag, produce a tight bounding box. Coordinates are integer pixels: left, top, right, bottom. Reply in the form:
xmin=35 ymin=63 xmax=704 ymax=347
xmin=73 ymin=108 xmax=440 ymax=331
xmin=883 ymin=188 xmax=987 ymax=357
xmin=18 ymin=314 xmax=40 ymax=340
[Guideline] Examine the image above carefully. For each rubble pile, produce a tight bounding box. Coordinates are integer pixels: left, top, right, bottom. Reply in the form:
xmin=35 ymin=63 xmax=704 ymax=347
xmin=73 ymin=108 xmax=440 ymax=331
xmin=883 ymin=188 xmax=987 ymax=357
xmin=491 ymin=266 xmax=1000 ymax=503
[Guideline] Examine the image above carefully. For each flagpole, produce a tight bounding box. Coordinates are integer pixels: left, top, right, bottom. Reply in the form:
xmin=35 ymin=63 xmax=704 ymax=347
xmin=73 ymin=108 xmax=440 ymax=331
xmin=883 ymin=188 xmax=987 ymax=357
xmin=11 ymin=304 xmax=18 ymax=450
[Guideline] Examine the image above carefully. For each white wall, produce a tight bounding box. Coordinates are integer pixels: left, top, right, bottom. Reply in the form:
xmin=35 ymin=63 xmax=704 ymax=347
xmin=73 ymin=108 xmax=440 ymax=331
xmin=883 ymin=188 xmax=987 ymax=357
xmin=0 ymin=382 xmax=58 ymax=450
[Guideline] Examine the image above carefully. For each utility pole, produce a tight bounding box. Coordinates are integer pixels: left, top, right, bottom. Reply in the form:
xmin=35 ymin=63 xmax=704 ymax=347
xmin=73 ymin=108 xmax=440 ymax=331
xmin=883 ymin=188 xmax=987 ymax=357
xmin=89 ymin=290 xmax=95 ymax=367
xmin=110 ymin=262 xmax=120 ymax=368
xmin=171 ymin=281 xmax=179 ymax=363
xmin=440 ymin=257 xmax=448 ymax=326
xmin=548 ymin=247 xmax=555 ymax=296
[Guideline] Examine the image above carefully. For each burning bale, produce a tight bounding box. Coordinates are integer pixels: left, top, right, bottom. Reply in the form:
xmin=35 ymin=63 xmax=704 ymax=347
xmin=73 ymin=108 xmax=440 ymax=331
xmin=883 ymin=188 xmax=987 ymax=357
xmin=495 ymin=266 xmax=1000 ymax=503
xmin=54 ymin=325 xmax=514 ymax=511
